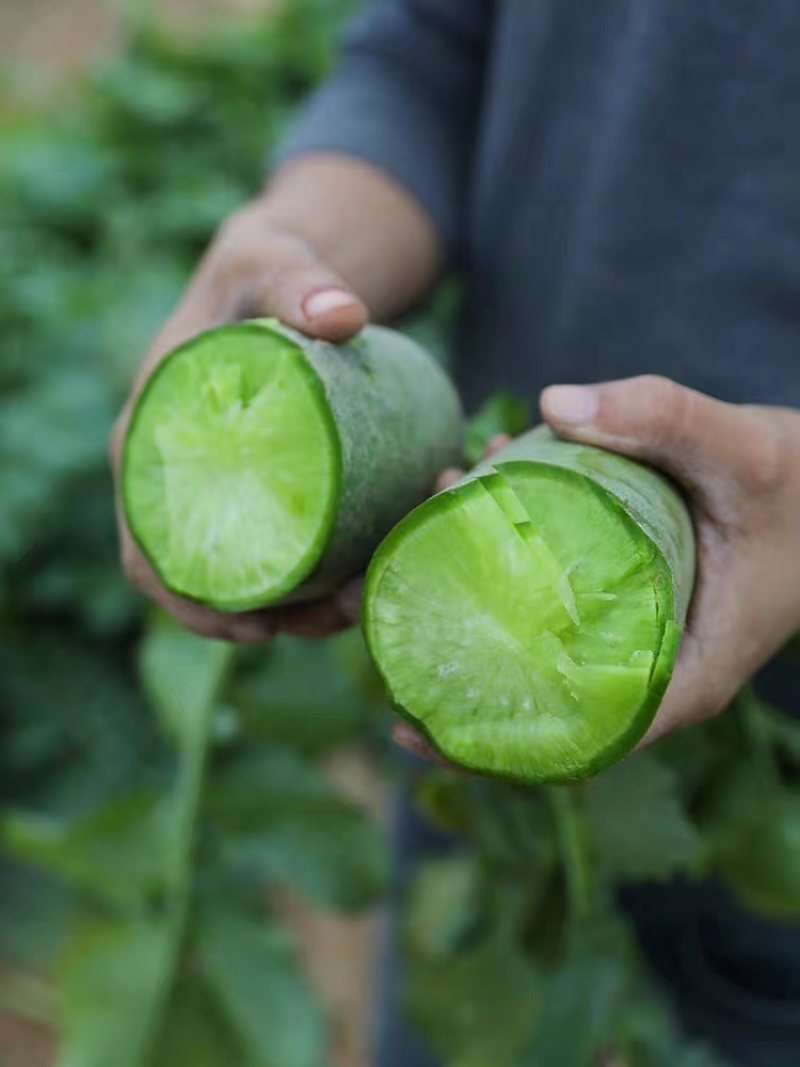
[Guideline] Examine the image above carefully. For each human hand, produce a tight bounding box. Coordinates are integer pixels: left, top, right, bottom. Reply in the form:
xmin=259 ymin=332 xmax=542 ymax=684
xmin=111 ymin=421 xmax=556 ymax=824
xmin=110 ymin=194 xmax=367 ymax=642
xmin=395 ymin=377 xmax=800 ymax=760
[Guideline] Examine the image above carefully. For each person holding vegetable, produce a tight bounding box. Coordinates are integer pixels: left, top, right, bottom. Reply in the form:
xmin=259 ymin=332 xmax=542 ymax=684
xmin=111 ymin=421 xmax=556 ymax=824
xmin=112 ymin=0 xmax=800 ymax=1063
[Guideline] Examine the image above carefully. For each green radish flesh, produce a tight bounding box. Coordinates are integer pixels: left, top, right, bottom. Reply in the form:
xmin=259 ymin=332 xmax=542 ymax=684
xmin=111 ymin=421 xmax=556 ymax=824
xmin=364 ymin=428 xmax=695 ymax=784
xmin=122 ymin=320 xmax=463 ymax=612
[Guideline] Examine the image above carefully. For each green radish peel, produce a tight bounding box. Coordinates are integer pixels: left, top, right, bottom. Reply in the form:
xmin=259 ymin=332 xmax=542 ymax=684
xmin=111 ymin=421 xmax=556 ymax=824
xmin=122 ymin=319 xmax=464 ymax=611
xmin=364 ymin=428 xmax=696 ymax=784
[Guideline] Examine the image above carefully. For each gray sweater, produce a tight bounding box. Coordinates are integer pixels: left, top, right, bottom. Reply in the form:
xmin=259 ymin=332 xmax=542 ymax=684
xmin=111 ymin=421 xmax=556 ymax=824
xmin=279 ymin=0 xmax=800 ymax=417
xmin=278 ymin=5 xmax=800 ymax=1053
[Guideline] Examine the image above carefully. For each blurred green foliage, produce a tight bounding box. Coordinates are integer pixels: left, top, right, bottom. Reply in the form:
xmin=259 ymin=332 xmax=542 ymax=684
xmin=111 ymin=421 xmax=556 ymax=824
xmin=0 ymin=3 xmax=389 ymax=1064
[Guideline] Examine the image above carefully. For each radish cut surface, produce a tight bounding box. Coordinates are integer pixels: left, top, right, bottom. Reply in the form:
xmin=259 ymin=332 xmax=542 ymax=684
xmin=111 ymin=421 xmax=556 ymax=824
xmin=123 ymin=320 xmax=464 ymax=611
xmin=364 ymin=430 xmax=695 ymax=783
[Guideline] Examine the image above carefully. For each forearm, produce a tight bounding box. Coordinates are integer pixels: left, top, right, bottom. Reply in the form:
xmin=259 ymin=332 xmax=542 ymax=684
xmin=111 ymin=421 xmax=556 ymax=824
xmin=260 ymin=153 xmax=442 ymax=320
xmin=131 ymin=152 xmax=441 ymax=394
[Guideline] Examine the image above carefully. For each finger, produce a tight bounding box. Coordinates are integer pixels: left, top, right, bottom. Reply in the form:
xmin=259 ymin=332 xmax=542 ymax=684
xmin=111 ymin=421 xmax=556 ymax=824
xmin=161 ymin=594 xmax=276 ymax=644
xmin=639 ymin=591 xmax=749 ymax=748
xmin=484 ymin=433 xmax=511 ymax=458
xmin=275 ymin=597 xmax=353 ymax=639
xmin=540 ymin=376 xmax=783 ymax=517
xmin=336 ymin=577 xmax=364 ymax=624
xmin=392 ymin=721 xmax=455 ymax=768
xmin=241 ymin=233 xmax=367 ymax=343
xmin=135 ymin=225 xmax=367 ymax=396
xmin=271 ymin=577 xmax=363 ymax=638
xmin=436 ymin=467 xmax=464 ymax=492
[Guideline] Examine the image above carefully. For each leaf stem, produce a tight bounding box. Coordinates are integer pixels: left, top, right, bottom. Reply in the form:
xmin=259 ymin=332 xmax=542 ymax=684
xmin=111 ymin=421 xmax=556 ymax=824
xmin=144 ymin=639 xmax=236 ymax=1058
xmin=548 ymin=787 xmax=590 ymax=919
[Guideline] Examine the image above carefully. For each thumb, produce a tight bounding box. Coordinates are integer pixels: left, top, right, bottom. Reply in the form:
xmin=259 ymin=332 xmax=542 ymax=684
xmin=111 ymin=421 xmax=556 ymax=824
xmin=243 ymin=233 xmax=367 ymax=344
xmin=539 ymin=375 xmax=781 ymax=513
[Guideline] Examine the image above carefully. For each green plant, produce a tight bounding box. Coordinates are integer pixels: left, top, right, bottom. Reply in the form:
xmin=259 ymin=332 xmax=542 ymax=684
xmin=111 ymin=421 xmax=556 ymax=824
xmin=0 ymin=3 xmax=390 ymax=1063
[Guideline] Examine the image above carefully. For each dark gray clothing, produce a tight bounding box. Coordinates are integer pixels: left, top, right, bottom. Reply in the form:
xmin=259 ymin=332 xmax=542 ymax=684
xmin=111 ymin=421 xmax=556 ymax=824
xmin=277 ymin=2 xmax=800 ymax=1063
xmin=280 ymin=0 xmax=800 ymax=414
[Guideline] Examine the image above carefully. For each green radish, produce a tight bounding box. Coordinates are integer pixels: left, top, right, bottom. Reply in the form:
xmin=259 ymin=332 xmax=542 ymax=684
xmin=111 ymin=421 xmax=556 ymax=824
xmin=363 ymin=427 xmax=696 ymax=784
xmin=122 ymin=319 xmax=464 ymax=611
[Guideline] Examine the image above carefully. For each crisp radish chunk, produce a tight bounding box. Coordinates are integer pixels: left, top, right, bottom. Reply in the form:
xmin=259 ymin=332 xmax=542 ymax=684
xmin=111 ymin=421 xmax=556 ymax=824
xmin=363 ymin=428 xmax=695 ymax=784
xmin=122 ymin=320 xmax=464 ymax=611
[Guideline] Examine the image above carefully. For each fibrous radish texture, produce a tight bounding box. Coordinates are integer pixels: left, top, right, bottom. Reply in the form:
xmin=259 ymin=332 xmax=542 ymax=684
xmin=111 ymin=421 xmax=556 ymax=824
xmin=363 ymin=428 xmax=696 ymax=784
xmin=122 ymin=319 xmax=464 ymax=611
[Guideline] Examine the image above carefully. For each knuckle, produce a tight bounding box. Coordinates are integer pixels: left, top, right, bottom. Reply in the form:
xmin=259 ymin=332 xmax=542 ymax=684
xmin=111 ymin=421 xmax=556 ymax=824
xmin=213 ymin=205 xmax=252 ymax=251
xmin=738 ymin=413 xmax=787 ymax=497
xmin=696 ymin=671 xmax=739 ymax=724
xmin=631 ymin=375 xmax=689 ymax=444
xmin=182 ymin=617 xmax=232 ymax=641
xmin=207 ymin=209 xmax=262 ymax=284
xmin=696 ymin=691 xmax=728 ymax=724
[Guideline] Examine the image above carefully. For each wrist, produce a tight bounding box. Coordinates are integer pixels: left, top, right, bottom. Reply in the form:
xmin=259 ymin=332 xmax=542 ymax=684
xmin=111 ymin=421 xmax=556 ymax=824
xmin=256 ymin=153 xmax=442 ymax=319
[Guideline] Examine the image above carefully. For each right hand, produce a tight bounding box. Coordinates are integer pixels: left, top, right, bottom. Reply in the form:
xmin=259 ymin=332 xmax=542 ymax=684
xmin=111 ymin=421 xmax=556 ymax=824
xmin=110 ymin=195 xmax=369 ymax=643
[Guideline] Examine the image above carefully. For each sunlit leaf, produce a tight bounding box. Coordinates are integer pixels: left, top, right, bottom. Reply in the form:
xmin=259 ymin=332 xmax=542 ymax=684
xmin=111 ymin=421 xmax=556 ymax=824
xmin=232 ymin=634 xmax=377 ymax=752
xmin=199 ymin=908 xmax=325 ymax=1067
xmin=150 ymin=975 xmax=246 ymax=1067
xmin=2 ymin=792 xmax=170 ymax=909
xmin=404 ymin=926 xmax=539 ymax=1067
xmin=57 ymin=917 xmax=175 ymax=1067
xmin=584 ymin=752 xmax=702 ymax=881
xmin=207 ymin=747 xmax=388 ymax=910
xmin=139 ymin=617 xmax=234 ymax=748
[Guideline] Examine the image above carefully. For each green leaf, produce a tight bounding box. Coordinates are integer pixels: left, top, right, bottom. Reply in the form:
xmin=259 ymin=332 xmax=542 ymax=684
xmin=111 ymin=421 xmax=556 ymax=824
xmin=208 ymin=748 xmax=388 ymax=911
xmin=56 ymin=916 xmax=175 ymax=1067
xmin=0 ymin=861 xmax=77 ymax=970
xmin=755 ymin=697 xmax=800 ymax=768
xmin=139 ymin=616 xmax=234 ymax=749
xmin=1 ymin=791 xmax=170 ymax=909
xmin=199 ymin=908 xmax=325 ymax=1067
xmin=522 ymin=957 xmax=624 ymax=1067
xmin=232 ymin=634 xmax=376 ymax=752
xmin=584 ymin=752 xmax=702 ymax=881
xmin=404 ymin=926 xmax=540 ymax=1067
xmin=150 ymin=974 xmax=246 ymax=1067
xmin=465 ymin=392 xmax=530 ymax=465
xmin=0 ymin=627 xmax=156 ymax=814
xmin=669 ymin=1048 xmax=733 ymax=1067
xmin=404 ymin=853 xmax=481 ymax=959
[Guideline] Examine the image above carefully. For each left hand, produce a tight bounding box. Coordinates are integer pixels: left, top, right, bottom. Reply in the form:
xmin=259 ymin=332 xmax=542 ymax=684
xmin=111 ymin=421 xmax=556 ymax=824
xmin=395 ymin=376 xmax=800 ymax=761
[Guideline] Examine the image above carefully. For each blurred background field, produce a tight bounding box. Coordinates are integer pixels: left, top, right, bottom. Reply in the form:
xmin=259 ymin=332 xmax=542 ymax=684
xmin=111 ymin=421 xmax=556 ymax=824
xmin=0 ymin=3 xmax=392 ymax=1066
xmin=1 ymin=0 xmax=273 ymax=79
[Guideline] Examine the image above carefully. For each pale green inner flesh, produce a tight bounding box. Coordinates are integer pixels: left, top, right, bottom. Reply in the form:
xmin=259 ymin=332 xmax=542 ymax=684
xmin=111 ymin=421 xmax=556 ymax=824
xmin=123 ymin=328 xmax=339 ymax=611
xmin=367 ymin=464 xmax=671 ymax=781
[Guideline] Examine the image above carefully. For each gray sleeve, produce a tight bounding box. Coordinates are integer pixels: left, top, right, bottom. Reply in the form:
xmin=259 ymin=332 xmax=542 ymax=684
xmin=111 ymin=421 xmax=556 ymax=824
xmin=273 ymin=0 xmax=492 ymax=263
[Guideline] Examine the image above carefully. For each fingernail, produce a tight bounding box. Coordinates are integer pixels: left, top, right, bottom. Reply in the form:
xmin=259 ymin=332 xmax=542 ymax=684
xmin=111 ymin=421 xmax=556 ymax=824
xmin=542 ymin=385 xmax=599 ymax=425
xmin=303 ymin=288 xmax=359 ymax=320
